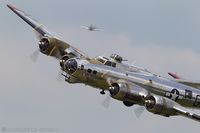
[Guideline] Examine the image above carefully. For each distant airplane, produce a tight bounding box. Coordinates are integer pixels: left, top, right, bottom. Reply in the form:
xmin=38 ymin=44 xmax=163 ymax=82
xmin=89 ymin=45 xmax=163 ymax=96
xmin=81 ymin=24 xmax=102 ymax=31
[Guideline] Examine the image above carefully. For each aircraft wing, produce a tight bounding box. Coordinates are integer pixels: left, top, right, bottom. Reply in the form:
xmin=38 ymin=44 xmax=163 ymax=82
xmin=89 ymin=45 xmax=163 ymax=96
xmin=7 ymin=4 xmax=89 ymax=60
xmin=173 ymin=105 xmax=200 ymax=122
xmin=80 ymin=25 xmax=89 ymax=30
xmin=93 ymin=28 xmax=103 ymax=31
xmin=174 ymin=79 xmax=200 ymax=89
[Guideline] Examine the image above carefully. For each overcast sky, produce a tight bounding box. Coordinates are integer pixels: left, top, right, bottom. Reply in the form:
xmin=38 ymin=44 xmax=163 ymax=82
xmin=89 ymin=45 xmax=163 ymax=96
xmin=1 ymin=0 xmax=200 ymax=133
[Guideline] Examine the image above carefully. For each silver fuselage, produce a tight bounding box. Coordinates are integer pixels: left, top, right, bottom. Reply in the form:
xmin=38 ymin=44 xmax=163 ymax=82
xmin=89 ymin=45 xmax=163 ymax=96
xmin=69 ymin=58 xmax=200 ymax=109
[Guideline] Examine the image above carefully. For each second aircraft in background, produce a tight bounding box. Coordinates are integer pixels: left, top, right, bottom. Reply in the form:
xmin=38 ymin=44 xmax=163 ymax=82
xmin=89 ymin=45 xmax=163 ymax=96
xmin=81 ymin=24 xmax=102 ymax=31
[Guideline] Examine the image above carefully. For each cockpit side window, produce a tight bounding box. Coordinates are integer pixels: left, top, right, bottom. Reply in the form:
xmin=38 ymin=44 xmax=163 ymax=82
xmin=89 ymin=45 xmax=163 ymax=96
xmin=95 ymin=56 xmax=116 ymax=68
xmin=99 ymin=58 xmax=106 ymax=64
xmin=105 ymin=61 xmax=116 ymax=68
xmin=96 ymin=57 xmax=106 ymax=64
xmin=105 ymin=61 xmax=112 ymax=66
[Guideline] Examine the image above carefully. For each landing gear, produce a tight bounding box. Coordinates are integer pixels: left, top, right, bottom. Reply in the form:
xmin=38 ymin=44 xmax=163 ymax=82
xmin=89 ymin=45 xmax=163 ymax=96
xmin=123 ymin=101 xmax=134 ymax=107
xmin=100 ymin=89 xmax=105 ymax=95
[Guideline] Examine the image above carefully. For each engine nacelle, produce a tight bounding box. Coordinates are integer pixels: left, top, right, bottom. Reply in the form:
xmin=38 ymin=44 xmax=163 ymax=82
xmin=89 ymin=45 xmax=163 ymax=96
xmin=38 ymin=37 xmax=65 ymax=58
xmin=109 ymin=82 xmax=146 ymax=104
xmin=145 ymin=95 xmax=177 ymax=116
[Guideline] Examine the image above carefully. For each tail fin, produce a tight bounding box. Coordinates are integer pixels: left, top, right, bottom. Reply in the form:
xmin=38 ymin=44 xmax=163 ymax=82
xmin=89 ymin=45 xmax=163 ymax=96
xmin=168 ymin=72 xmax=182 ymax=79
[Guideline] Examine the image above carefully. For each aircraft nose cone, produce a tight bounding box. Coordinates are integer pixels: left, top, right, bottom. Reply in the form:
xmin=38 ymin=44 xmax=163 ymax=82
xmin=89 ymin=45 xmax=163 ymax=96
xmin=64 ymin=59 xmax=78 ymax=74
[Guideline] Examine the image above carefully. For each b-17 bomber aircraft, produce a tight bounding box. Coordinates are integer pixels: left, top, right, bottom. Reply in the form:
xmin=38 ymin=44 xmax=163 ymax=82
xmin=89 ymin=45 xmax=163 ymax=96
xmin=7 ymin=4 xmax=200 ymax=123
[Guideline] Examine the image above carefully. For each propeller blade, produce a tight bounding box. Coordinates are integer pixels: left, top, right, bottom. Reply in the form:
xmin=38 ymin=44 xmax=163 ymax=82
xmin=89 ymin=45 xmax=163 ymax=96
xmin=30 ymin=49 xmax=40 ymax=62
xmin=56 ymin=70 xmax=65 ymax=82
xmin=33 ymin=28 xmax=43 ymax=40
xmin=101 ymin=95 xmax=111 ymax=109
xmin=133 ymin=106 xmax=145 ymax=118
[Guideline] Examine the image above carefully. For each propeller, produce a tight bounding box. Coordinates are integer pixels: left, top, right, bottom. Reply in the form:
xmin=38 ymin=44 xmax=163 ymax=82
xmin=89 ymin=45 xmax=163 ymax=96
xmin=101 ymin=95 xmax=145 ymax=118
xmin=30 ymin=29 xmax=50 ymax=62
xmin=30 ymin=31 xmax=42 ymax=62
xmin=101 ymin=89 xmax=145 ymax=118
xmin=56 ymin=69 xmax=65 ymax=82
xmin=30 ymin=49 xmax=40 ymax=62
xmin=133 ymin=105 xmax=145 ymax=118
xmin=33 ymin=28 xmax=43 ymax=40
xmin=101 ymin=94 xmax=111 ymax=109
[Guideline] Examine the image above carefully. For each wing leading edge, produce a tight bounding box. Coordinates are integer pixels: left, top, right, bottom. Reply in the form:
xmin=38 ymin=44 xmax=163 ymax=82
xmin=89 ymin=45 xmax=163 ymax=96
xmin=173 ymin=105 xmax=200 ymax=122
xmin=7 ymin=4 xmax=90 ymax=60
xmin=7 ymin=4 xmax=51 ymax=37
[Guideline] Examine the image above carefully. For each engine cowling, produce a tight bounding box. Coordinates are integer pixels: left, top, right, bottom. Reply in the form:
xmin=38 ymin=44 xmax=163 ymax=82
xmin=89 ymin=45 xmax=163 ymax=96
xmin=39 ymin=37 xmax=50 ymax=52
xmin=63 ymin=58 xmax=78 ymax=74
xmin=60 ymin=55 xmax=70 ymax=69
xmin=109 ymin=82 xmax=146 ymax=104
xmin=109 ymin=83 xmax=127 ymax=99
xmin=145 ymin=95 xmax=177 ymax=116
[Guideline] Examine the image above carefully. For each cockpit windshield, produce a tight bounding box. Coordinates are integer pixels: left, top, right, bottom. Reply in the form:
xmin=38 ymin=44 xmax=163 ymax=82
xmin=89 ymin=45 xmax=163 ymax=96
xmin=95 ymin=56 xmax=116 ymax=68
xmin=95 ymin=56 xmax=107 ymax=64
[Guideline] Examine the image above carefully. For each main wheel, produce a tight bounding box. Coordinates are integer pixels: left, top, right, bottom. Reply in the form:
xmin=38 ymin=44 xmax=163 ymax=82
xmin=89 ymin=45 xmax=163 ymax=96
xmin=123 ymin=101 xmax=134 ymax=107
